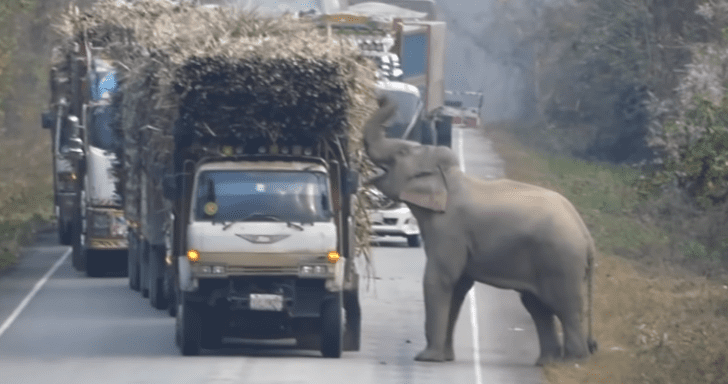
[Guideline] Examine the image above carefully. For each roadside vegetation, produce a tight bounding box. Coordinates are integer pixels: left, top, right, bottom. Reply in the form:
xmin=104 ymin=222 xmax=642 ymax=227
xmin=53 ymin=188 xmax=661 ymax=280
xmin=0 ymin=0 xmax=66 ymax=272
xmin=487 ymin=122 xmax=728 ymax=384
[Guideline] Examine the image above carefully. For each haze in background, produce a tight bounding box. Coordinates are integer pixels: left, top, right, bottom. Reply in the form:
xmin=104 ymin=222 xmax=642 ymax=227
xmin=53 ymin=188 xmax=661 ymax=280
xmin=215 ymin=0 xmax=557 ymax=123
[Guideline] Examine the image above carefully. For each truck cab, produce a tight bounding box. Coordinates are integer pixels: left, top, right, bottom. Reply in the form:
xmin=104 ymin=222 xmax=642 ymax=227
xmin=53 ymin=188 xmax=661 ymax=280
xmin=183 ymin=160 xmax=341 ymax=284
xmin=173 ymin=148 xmax=360 ymax=358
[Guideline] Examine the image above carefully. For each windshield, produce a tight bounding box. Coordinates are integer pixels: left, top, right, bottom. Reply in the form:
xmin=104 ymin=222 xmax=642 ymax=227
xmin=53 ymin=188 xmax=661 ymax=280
xmin=382 ymin=89 xmax=421 ymax=139
xmin=243 ymin=0 xmax=319 ymax=15
xmin=194 ymin=170 xmax=332 ymax=223
xmin=88 ymin=104 xmax=121 ymax=151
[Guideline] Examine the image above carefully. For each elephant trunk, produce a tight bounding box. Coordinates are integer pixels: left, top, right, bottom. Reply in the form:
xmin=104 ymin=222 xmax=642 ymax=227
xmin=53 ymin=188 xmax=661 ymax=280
xmin=363 ymin=95 xmax=400 ymax=166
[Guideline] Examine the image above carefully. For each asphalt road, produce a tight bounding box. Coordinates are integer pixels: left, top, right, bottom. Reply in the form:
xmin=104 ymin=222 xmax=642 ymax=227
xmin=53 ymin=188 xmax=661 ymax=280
xmin=0 ymin=128 xmax=542 ymax=384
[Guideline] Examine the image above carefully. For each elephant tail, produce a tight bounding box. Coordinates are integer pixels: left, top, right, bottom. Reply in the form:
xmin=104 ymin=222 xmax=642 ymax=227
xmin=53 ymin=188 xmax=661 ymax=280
xmin=586 ymin=231 xmax=598 ymax=354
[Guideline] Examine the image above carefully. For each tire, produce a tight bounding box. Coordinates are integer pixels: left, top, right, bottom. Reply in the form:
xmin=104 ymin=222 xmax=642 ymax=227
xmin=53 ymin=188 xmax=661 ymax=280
xmin=71 ymin=201 xmax=85 ymax=272
xmin=320 ymin=292 xmax=344 ymax=358
xmin=140 ymin=240 xmax=150 ymax=298
xmin=58 ymin=221 xmax=72 ymax=246
xmin=343 ymin=289 xmax=361 ymax=352
xmin=166 ymin=268 xmax=178 ymax=317
xmin=200 ymin=307 xmax=224 ymax=350
xmin=128 ymin=233 xmax=140 ymax=291
xmin=407 ymin=234 xmax=421 ymax=248
xmin=176 ymin=295 xmax=202 ymax=356
xmin=149 ymin=245 xmax=168 ymax=310
xmin=85 ymin=249 xmax=105 ymax=277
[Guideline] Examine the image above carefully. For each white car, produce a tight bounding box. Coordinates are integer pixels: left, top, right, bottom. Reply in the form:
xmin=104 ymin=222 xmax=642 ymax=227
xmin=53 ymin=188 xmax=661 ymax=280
xmin=365 ymin=188 xmax=421 ymax=247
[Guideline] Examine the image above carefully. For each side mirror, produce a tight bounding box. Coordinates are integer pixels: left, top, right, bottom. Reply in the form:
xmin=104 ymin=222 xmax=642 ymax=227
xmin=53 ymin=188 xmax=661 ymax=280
xmin=61 ymin=116 xmax=84 ymax=158
xmin=436 ymin=114 xmax=453 ymax=148
xmin=163 ymin=174 xmax=179 ymax=201
xmin=41 ymin=111 xmax=55 ymax=130
xmin=344 ymin=169 xmax=360 ymax=196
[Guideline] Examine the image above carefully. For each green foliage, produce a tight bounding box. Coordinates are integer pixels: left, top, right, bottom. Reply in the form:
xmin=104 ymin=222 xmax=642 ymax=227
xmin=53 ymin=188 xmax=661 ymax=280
xmin=517 ymin=139 xmax=667 ymax=257
xmin=0 ymin=0 xmax=36 ymax=120
xmin=680 ymin=239 xmax=712 ymax=260
xmin=671 ymin=96 xmax=728 ymax=208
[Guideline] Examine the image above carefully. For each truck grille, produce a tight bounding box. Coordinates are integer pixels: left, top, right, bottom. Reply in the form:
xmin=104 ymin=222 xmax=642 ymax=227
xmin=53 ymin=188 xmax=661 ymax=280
xmin=383 ymin=218 xmax=398 ymax=225
xmin=226 ymin=266 xmax=299 ymax=275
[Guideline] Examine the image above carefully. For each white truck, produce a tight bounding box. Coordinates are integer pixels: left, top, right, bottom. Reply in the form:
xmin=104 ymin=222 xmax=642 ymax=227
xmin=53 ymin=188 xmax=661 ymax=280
xmin=44 ymin=46 xmax=128 ymax=277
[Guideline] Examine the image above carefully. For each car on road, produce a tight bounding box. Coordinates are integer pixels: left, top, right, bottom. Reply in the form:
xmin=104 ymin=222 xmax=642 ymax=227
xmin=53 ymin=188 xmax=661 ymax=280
xmin=365 ymin=188 xmax=421 ymax=247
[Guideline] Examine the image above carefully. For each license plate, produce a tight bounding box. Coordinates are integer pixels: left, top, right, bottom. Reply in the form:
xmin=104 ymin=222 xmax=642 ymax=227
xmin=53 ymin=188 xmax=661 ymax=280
xmin=249 ymin=294 xmax=284 ymax=311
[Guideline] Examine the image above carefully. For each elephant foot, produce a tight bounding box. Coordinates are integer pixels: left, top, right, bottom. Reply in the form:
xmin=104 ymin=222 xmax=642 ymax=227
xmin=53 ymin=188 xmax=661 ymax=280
xmin=534 ymin=353 xmax=562 ymax=367
xmin=563 ymin=352 xmax=590 ymax=364
xmin=444 ymin=347 xmax=455 ymax=361
xmin=414 ymin=348 xmax=448 ymax=362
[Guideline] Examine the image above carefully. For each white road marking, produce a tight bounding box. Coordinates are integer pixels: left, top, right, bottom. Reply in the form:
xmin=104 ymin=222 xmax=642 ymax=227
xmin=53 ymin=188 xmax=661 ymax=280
xmin=0 ymin=248 xmax=71 ymax=340
xmin=457 ymin=128 xmax=483 ymax=384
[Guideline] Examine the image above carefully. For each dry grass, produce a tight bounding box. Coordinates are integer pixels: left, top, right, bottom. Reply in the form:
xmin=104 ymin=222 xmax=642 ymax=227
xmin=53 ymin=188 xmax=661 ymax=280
xmin=486 ymin=121 xmax=728 ymax=383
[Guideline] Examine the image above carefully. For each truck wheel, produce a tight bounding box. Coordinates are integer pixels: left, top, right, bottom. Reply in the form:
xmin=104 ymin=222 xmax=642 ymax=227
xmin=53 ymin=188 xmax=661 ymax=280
xmin=343 ymin=289 xmax=361 ymax=351
xmin=200 ymin=307 xmax=224 ymax=350
xmin=140 ymin=240 xmax=150 ymax=298
xmin=407 ymin=234 xmax=421 ymax=247
xmin=166 ymin=268 xmax=178 ymax=317
xmin=85 ymin=250 xmax=105 ymax=277
xmin=58 ymin=221 xmax=72 ymax=246
xmin=149 ymin=246 xmax=168 ymax=310
xmin=176 ymin=295 xmax=202 ymax=356
xmin=128 ymin=234 xmax=140 ymax=291
xmin=320 ymin=292 xmax=344 ymax=358
xmin=71 ymin=205 xmax=85 ymax=272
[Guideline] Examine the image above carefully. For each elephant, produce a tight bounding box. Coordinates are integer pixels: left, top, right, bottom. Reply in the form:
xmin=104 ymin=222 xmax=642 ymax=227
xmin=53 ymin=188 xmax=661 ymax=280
xmin=362 ymin=96 xmax=598 ymax=365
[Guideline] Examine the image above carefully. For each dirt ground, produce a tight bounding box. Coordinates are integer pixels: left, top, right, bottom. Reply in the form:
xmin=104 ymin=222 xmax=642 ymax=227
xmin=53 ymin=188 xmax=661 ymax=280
xmin=544 ymin=254 xmax=728 ymax=383
xmin=486 ymin=126 xmax=728 ymax=384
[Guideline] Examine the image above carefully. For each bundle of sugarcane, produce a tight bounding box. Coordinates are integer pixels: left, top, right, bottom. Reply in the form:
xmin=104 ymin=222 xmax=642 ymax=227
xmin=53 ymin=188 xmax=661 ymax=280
xmin=54 ymin=0 xmax=381 ymax=273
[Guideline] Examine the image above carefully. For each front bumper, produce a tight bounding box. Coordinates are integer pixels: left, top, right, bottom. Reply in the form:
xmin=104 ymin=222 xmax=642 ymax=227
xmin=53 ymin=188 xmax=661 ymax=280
xmin=369 ymin=207 xmax=420 ymax=237
xmin=178 ymin=254 xmax=345 ymax=293
xmin=87 ymin=238 xmax=129 ymax=250
xmin=183 ymin=277 xmax=340 ymax=339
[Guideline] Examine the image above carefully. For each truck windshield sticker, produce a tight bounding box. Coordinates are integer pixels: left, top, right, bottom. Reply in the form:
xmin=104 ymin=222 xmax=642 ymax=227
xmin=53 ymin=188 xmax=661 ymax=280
xmin=195 ymin=171 xmax=331 ymax=223
xmin=204 ymin=201 xmax=219 ymax=216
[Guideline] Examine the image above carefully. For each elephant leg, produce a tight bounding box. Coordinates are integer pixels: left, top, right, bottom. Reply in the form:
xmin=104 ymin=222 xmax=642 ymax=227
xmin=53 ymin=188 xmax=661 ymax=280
xmin=520 ymin=291 xmax=561 ymax=366
xmin=559 ymin=309 xmax=589 ymax=361
xmin=444 ymin=275 xmax=474 ymax=361
xmin=415 ymin=261 xmax=457 ymax=362
xmin=549 ymin=287 xmax=589 ymax=361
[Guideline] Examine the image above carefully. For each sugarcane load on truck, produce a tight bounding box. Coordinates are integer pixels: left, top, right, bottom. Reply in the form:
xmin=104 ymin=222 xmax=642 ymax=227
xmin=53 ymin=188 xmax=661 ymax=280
xmin=314 ymin=0 xmax=452 ymax=147
xmin=53 ymin=0 xmax=383 ymax=357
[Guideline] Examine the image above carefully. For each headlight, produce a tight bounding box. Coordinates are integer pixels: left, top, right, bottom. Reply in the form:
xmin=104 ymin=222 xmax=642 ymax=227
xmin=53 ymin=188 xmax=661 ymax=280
xmin=57 ymin=173 xmax=76 ymax=192
xmin=299 ymin=264 xmax=330 ymax=277
xmin=198 ymin=265 xmax=225 ymax=275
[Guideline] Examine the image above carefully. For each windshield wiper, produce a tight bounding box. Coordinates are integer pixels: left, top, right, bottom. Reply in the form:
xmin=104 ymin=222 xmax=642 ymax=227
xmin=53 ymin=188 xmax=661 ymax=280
xmin=240 ymin=213 xmax=305 ymax=231
xmin=286 ymin=221 xmax=304 ymax=231
xmin=240 ymin=213 xmax=281 ymax=222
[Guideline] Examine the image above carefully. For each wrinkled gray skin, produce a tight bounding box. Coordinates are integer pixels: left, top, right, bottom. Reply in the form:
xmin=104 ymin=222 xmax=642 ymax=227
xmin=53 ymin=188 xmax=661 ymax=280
xmin=363 ymin=96 xmax=598 ymax=365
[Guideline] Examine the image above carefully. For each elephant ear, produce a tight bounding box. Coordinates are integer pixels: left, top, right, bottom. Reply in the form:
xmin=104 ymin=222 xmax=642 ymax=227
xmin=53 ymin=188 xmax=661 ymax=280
xmin=399 ymin=167 xmax=448 ymax=212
